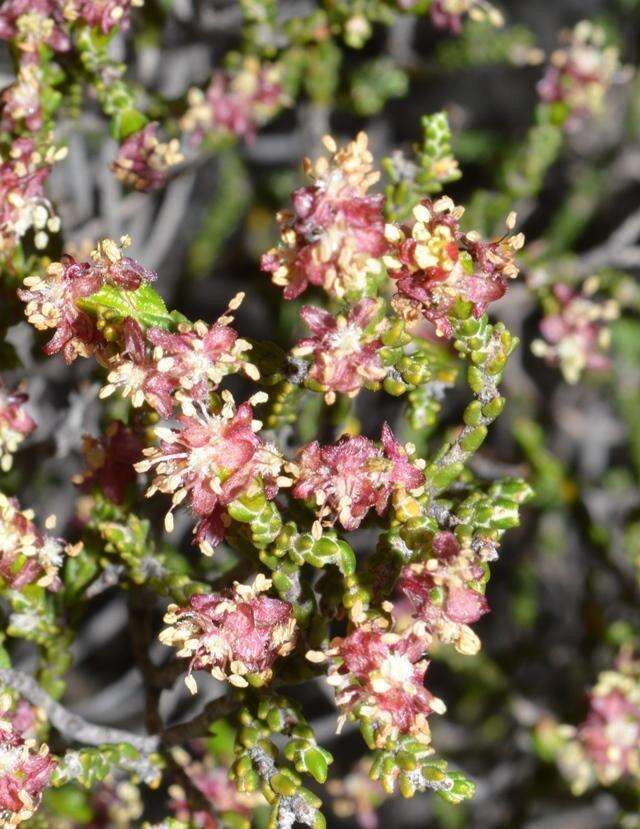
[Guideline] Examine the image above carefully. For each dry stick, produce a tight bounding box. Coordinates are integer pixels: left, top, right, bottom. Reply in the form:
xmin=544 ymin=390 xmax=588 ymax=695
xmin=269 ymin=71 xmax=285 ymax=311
xmin=0 ymin=668 xmax=160 ymax=753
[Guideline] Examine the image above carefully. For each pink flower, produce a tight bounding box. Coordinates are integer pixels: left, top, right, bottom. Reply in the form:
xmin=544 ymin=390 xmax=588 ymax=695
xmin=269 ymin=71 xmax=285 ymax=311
xmin=290 ymin=424 xmax=424 ymax=532
xmin=579 ymin=688 xmax=640 ymax=783
xmin=160 ymin=575 xmax=297 ymax=690
xmin=0 ymin=138 xmax=62 ymax=256
xmin=0 ymin=63 xmax=43 ymax=132
xmin=100 ymin=317 xmax=176 ymax=417
xmin=136 ymin=392 xmax=285 ymax=552
xmin=294 ymin=299 xmax=388 ymax=402
xmin=385 ymin=198 xmax=523 ymax=337
xmin=169 ymin=759 xmax=257 ymax=828
xmin=0 ymin=0 xmax=71 ymax=54
xmin=146 ymin=299 xmax=257 ymax=411
xmin=63 ymin=0 xmax=143 ymax=33
xmin=393 ymin=531 xmax=489 ymax=655
xmin=537 ymin=22 xmax=621 ymax=132
xmin=181 ymin=58 xmax=284 ymax=144
xmin=261 ymin=133 xmax=387 ymax=300
xmin=429 ymin=0 xmax=502 ymax=35
xmin=532 ymin=283 xmax=618 ymax=384
xmin=20 ymin=237 xmax=154 ymax=363
xmin=75 ymin=421 xmax=142 ymax=504
xmin=323 ymin=625 xmax=444 ymax=748
xmin=111 ymin=122 xmax=183 ymax=191
xmin=0 ymin=383 xmax=35 ymax=472
xmin=0 ymin=696 xmax=56 ymax=825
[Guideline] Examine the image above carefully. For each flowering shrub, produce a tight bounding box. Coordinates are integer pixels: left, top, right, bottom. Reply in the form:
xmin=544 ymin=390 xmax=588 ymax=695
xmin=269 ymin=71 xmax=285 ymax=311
xmin=0 ymin=1 xmax=639 ymax=828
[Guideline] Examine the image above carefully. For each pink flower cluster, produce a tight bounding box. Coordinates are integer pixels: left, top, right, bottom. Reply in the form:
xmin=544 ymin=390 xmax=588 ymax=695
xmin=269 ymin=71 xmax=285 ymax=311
xmin=385 ymin=197 xmax=523 ymax=337
xmin=393 ymin=531 xmax=489 ymax=656
xmin=0 ymin=138 xmax=64 ymax=257
xmin=320 ymin=624 xmax=445 ymax=748
xmin=181 ymin=58 xmax=285 ymax=144
xmin=531 ymin=282 xmax=618 ymax=384
xmin=537 ymin=21 xmax=622 ymax=131
xmin=74 ymin=421 xmax=142 ymax=504
xmin=294 ymin=299 xmax=388 ymax=402
xmin=19 ymin=236 xmax=155 ymax=363
xmin=111 ymin=122 xmax=183 ymax=192
xmin=100 ymin=299 xmax=256 ymax=419
xmin=555 ymin=653 xmax=640 ymax=795
xmin=428 ymin=0 xmax=503 ymax=35
xmin=160 ymin=574 xmax=296 ymax=692
xmin=0 ymin=692 xmax=56 ymax=826
xmin=290 ymin=424 xmax=424 ymax=533
xmin=135 ymin=392 xmax=286 ymax=552
xmin=0 ymin=0 xmax=70 ymax=54
xmin=261 ymin=133 xmax=387 ymax=300
xmin=0 ymin=494 xmax=79 ymax=591
xmin=169 ymin=758 xmax=256 ymax=828
xmin=63 ymin=0 xmax=143 ymax=34
xmin=0 ymin=63 xmax=44 ymax=133
xmin=0 ymin=382 xmax=35 ymax=472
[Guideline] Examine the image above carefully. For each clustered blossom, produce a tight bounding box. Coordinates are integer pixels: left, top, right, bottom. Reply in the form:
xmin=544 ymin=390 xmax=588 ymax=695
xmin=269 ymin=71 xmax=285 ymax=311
xmin=555 ymin=654 xmax=640 ymax=795
xmin=290 ymin=424 xmax=424 ymax=533
xmin=0 ymin=0 xmax=71 ymax=54
xmin=261 ymin=133 xmax=387 ymax=300
xmin=392 ymin=531 xmax=490 ymax=656
xmin=294 ymin=300 xmax=388 ymax=403
xmin=74 ymin=421 xmax=142 ymax=504
xmin=100 ymin=294 xmax=256 ymax=417
xmin=160 ymin=575 xmax=297 ymax=692
xmin=385 ymin=198 xmax=523 ymax=337
xmin=428 ymin=0 xmax=504 ymax=35
xmin=531 ymin=282 xmax=619 ymax=384
xmin=181 ymin=58 xmax=284 ymax=144
xmin=19 ymin=236 xmax=155 ymax=363
xmin=0 ymin=494 xmax=79 ymax=590
xmin=111 ymin=122 xmax=183 ymax=191
xmin=327 ymin=758 xmax=386 ymax=829
xmin=0 ymin=691 xmax=56 ymax=826
xmin=0 ymin=138 xmax=64 ymax=256
xmin=317 ymin=624 xmax=445 ymax=748
xmin=0 ymin=382 xmax=35 ymax=472
xmin=169 ymin=758 xmax=257 ymax=828
xmin=0 ymin=63 xmax=44 ymax=133
xmin=537 ymin=22 xmax=622 ymax=131
xmin=62 ymin=0 xmax=144 ymax=33
xmin=135 ymin=391 xmax=287 ymax=552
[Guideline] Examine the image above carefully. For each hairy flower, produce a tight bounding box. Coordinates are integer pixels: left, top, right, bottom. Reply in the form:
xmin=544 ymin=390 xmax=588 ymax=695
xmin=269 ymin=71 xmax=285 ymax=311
xmin=74 ymin=421 xmax=142 ymax=504
xmin=261 ymin=133 xmax=387 ymax=300
xmin=160 ymin=575 xmax=296 ymax=691
xmin=0 ymin=383 xmax=35 ymax=472
xmin=169 ymin=757 xmax=257 ymax=828
xmin=321 ymin=624 xmax=444 ymax=748
xmin=0 ymin=691 xmax=56 ymax=826
xmin=0 ymin=0 xmax=70 ymax=53
xmin=0 ymin=494 xmax=79 ymax=590
xmin=0 ymin=138 xmax=64 ymax=256
xmin=181 ymin=58 xmax=284 ymax=144
xmin=62 ymin=0 xmax=144 ymax=33
xmin=537 ymin=21 xmax=622 ymax=131
xmin=146 ymin=294 xmax=258 ymax=412
xmin=294 ymin=299 xmax=388 ymax=403
xmin=428 ymin=0 xmax=503 ymax=34
xmin=393 ymin=531 xmax=489 ymax=655
xmin=136 ymin=391 xmax=285 ymax=552
xmin=0 ymin=63 xmax=44 ymax=133
xmin=531 ymin=282 xmax=619 ymax=384
xmin=385 ymin=198 xmax=523 ymax=337
xmin=100 ymin=317 xmax=176 ymax=416
xmin=111 ymin=122 xmax=183 ymax=191
xmin=290 ymin=424 xmax=424 ymax=532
